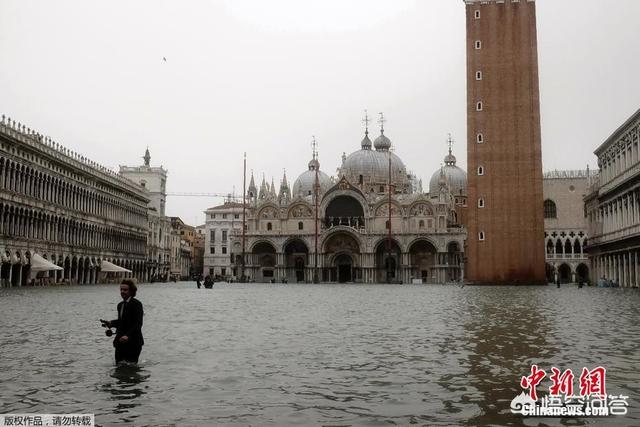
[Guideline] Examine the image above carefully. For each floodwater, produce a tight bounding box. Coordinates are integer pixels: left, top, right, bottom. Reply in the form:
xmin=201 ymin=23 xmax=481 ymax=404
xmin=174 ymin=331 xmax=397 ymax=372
xmin=0 ymin=282 xmax=638 ymax=426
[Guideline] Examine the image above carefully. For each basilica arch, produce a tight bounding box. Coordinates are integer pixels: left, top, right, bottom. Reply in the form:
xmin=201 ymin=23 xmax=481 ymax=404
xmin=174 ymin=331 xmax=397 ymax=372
xmin=408 ymin=239 xmax=438 ymax=283
xmin=283 ymin=238 xmax=309 ymax=282
xmin=250 ymin=241 xmax=277 ymax=282
xmin=374 ymin=238 xmax=402 ymax=283
xmin=322 ymin=231 xmax=361 ymax=283
xmin=323 ymin=194 xmax=366 ymax=229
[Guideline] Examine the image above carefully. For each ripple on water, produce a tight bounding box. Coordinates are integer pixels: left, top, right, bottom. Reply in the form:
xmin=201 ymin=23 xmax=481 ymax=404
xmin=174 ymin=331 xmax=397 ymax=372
xmin=0 ymin=283 xmax=638 ymax=426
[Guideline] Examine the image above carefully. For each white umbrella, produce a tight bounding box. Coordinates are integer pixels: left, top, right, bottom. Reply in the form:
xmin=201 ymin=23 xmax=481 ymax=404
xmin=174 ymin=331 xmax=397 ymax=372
xmin=100 ymin=260 xmax=132 ymax=273
xmin=30 ymin=253 xmax=63 ymax=272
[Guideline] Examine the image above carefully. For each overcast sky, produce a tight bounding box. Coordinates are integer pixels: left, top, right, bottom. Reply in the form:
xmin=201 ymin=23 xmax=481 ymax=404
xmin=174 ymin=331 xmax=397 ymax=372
xmin=2 ymin=0 xmax=639 ymax=225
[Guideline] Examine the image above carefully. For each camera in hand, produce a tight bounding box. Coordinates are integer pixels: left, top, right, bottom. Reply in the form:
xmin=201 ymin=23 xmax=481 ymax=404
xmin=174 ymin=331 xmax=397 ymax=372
xmin=99 ymin=319 xmax=114 ymax=337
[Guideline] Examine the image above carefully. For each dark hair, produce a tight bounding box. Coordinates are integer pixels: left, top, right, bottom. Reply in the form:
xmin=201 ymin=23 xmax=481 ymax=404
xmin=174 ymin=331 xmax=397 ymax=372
xmin=121 ymin=279 xmax=137 ymax=296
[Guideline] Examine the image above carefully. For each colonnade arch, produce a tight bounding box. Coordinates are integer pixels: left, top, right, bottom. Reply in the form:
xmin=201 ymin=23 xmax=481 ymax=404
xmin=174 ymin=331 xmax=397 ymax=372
xmin=0 ymin=248 xmax=146 ymax=287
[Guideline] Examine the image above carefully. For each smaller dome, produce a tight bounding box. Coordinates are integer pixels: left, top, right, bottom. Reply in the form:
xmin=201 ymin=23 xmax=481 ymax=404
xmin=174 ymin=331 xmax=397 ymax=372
xmin=373 ymin=132 xmax=391 ymax=151
xmin=444 ymin=153 xmax=456 ymax=165
xmin=308 ymin=158 xmax=320 ymax=170
xmin=361 ymin=132 xmax=372 ymax=149
xmin=429 ymin=147 xmax=467 ymax=196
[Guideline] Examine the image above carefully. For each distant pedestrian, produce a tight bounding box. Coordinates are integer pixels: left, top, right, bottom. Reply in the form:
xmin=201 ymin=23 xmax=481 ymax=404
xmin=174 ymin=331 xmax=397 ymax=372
xmin=196 ymin=277 xmax=201 ymax=289
xmin=556 ymin=277 xmax=560 ymax=288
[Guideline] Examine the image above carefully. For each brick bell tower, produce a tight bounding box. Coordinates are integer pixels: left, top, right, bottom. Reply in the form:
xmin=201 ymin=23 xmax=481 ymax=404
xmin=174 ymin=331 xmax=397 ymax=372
xmin=464 ymin=0 xmax=546 ymax=285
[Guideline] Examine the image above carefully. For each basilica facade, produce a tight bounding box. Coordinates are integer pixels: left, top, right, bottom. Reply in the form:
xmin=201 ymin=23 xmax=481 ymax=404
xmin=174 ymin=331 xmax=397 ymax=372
xmin=233 ymin=126 xmax=468 ymax=284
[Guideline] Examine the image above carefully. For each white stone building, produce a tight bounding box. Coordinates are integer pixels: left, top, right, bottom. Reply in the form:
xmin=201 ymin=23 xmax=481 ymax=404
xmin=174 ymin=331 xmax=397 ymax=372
xmin=585 ymin=108 xmax=640 ymax=287
xmin=203 ymin=201 xmax=244 ymax=279
xmin=120 ymin=149 xmax=172 ymax=281
xmin=543 ymin=170 xmax=593 ymax=284
xmin=0 ymin=115 xmax=148 ymax=286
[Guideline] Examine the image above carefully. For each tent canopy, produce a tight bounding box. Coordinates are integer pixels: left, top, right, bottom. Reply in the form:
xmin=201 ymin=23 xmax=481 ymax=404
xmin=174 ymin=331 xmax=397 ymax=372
xmin=30 ymin=253 xmax=63 ymax=272
xmin=100 ymin=260 xmax=132 ymax=273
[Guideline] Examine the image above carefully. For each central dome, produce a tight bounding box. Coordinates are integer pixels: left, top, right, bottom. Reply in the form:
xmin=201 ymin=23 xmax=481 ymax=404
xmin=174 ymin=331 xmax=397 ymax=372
xmin=340 ymin=130 xmax=410 ymax=193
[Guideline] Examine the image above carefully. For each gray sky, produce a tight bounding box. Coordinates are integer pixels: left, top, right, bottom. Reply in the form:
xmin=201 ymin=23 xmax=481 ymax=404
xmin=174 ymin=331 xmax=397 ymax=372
xmin=2 ymin=0 xmax=639 ymax=225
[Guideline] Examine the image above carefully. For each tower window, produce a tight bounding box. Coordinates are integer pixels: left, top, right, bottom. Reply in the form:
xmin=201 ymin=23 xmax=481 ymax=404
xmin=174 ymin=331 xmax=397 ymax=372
xmin=476 ymin=101 xmax=483 ymax=111
xmin=478 ymin=198 xmax=485 ymax=208
xmin=479 ymin=231 xmax=485 ymax=241
xmin=475 ymin=40 xmax=482 ymax=49
xmin=298 ymin=221 xmax=303 ymax=230
xmin=476 ymin=71 xmax=482 ymax=80
xmin=477 ymin=166 xmax=484 ymax=176
xmin=474 ymin=10 xmax=480 ymax=19
xmin=477 ymin=133 xmax=484 ymax=143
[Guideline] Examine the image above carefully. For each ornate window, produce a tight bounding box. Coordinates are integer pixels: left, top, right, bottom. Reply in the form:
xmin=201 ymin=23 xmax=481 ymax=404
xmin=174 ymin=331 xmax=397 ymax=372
xmin=544 ymin=199 xmax=557 ymax=219
xmin=298 ymin=221 xmax=303 ymax=230
xmin=267 ymin=222 xmax=272 ymax=231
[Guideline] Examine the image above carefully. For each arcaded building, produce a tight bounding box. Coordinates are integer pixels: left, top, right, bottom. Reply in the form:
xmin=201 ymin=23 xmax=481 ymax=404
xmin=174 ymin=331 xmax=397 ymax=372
xmin=0 ymin=116 xmax=149 ymax=286
xmin=543 ymin=170 xmax=592 ymax=284
xmin=464 ymin=0 xmax=546 ymax=284
xmin=233 ymin=124 xmax=467 ymax=284
xmin=585 ymin=108 xmax=640 ymax=287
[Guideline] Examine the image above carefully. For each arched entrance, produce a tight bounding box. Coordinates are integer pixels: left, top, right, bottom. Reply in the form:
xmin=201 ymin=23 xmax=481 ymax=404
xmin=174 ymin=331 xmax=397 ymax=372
xmin=323 ymin=232 xmax=361 ymax=283
xmin=252 ymin=241 xmax=277 ymax=282
xmin=375 ymin=239 xmax=401 ymax=283
xmin=334 ymin=253 xmax=354 ymax=283
xmin=576 ymin=263 xmax=589 ymax=284
xmin=284 ymin=239 xmax=309 ymax=282
xmin=409 ymin=240 xmax=437 ymax=283
xmin=558 ymin=263 xmax=571 ymax=283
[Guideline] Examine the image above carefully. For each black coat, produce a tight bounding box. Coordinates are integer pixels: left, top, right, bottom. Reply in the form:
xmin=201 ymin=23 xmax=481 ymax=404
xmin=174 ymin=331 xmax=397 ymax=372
xmin=110 ymin=297 xmax=144 ymax=347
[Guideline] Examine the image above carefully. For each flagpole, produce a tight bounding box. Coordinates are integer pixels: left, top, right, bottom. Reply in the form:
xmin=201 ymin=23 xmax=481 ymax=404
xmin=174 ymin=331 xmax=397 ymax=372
xmin=241 ymin=152 xmax=247 ymax=282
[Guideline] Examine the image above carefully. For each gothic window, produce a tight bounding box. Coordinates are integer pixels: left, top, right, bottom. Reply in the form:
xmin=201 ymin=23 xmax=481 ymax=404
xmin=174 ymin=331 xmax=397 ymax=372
xmin=477 ymin=166 xmax=484 ymax=175
xmin=544 ymin=199 xmax=557 ymax=218
xmin=478 ymin=198 xmax=485 ymax=208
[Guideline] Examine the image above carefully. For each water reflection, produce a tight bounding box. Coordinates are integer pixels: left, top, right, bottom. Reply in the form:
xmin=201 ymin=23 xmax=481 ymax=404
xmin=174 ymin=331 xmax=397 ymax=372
xmin=100 ymin=363 xmax=149 ymax=418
